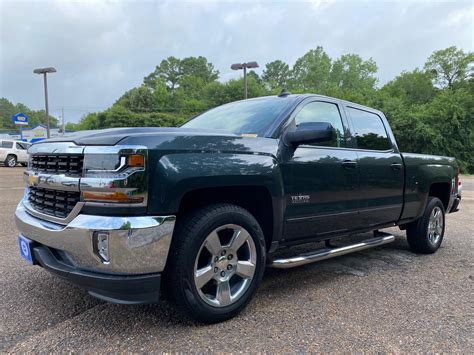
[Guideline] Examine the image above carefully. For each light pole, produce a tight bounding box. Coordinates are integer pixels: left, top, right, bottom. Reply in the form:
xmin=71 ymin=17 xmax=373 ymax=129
xmin=231 ymin=61 xmax=259 ymax=99
xmin=33 ymin=67 xmax=56 ymax=138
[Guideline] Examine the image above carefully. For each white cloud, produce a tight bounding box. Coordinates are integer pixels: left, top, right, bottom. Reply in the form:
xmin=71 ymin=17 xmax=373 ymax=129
xmin=0 ymin=0 xmax=472 ymax=123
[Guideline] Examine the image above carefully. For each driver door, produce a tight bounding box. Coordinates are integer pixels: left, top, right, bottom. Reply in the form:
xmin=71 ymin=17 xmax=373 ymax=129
xmin=15 ymin=142 xmax=29 ymax=162
xmin=281 ymin=99 xmax=360 ymax=242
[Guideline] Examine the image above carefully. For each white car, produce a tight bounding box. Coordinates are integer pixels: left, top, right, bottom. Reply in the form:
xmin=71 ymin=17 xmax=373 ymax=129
xmin=0 ymin=140 xmax=31 ymax=167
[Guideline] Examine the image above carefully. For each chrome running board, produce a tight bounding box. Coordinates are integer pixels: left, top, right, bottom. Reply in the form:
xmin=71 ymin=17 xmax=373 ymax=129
xmin=271 ymin=232 xmax=395 ymax=269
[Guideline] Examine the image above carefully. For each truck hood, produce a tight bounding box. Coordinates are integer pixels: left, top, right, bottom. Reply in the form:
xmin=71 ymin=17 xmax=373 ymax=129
xmin=36 ymin=127 xmax=238 ymax=146
xmin=36 ymin=127 xmax=279 ymax=156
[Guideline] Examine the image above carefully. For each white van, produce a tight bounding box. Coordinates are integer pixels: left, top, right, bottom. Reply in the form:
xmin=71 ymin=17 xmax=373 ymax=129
xmin=0 ymin=140 xmax=31 ymax=167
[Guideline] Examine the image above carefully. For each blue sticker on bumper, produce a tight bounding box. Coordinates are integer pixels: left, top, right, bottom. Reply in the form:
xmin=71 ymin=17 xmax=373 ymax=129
xmin=18 ymin=235 xmax=33 ymax=264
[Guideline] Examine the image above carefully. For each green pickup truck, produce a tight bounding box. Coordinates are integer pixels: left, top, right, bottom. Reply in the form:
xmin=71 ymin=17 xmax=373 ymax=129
xmin=15 ymin=93 xmax=461 ymax=323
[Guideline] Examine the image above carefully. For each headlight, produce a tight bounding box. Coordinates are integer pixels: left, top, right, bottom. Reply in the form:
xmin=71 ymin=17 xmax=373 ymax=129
xmin=80 ymin=146 xmax=148 ymax=206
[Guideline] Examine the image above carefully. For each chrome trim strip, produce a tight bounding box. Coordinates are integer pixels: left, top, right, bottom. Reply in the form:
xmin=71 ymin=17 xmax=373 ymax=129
xmin=15 ymin=201 xmax=176 ymax=274
xmin=271 ymin=233 xmax=395 ymax=269
xmin=23 ymin=170 xmax=80 ymax=192
xmin=83 ymin=145 xmax=147 ymax=155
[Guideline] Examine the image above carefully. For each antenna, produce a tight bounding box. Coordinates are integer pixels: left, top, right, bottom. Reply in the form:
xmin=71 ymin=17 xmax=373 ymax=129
xmin=278 ymin=88 xmax=291 ymax=97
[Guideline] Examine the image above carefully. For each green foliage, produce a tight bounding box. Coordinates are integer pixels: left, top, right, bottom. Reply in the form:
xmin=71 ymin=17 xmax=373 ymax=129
xmin=424 ymin=46 xmax=474 ymax=89
xmin=330 ymin=54 xmax=378 ymax=93
xmin=62 ymin=45 xmax=474 ymax=173
xmin=262 ymin=60 xmax=291 ymax=91
xmin=144 ymin=56 xmax=219 ymax=91
xmin=381 ymin=69 xmax=437 ymax=105
xmin=291 ymin=46 xmax=332 ymax=92
xmin=0 ymin=98 xmax=59 ymax=131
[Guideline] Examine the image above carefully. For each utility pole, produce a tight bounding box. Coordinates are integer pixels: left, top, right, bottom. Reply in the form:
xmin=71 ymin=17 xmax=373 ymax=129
xmin=33 ymin=67 xmax=56 ymax=138
xmin=231 ymin=61 xmax=259 ymax=99
xmin=62 ymin=107 xmax=65 ymax=135
xmin=243 ymin=65 xmax=247 ymax=99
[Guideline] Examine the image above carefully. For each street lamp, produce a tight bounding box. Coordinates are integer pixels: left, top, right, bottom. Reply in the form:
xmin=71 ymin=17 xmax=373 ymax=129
xmin=33 ymin=67 xmax=56 ymax=138
xmin=231 ymin=61 xmax=259 ymax=99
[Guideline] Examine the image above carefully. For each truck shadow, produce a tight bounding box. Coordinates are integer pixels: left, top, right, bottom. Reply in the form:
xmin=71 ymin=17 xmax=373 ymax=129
xmin=15 ymin=230 xmax=417 ymax=334
xmin=108 ymin=230 xmax=416 ymax=326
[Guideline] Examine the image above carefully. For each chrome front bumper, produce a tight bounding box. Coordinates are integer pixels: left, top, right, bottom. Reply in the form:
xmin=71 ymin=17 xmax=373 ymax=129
xmin=15 ymin=201 xmax=175 ymax=275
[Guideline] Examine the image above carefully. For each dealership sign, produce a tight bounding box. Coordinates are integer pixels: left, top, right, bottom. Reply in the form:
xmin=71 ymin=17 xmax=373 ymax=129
xmin=12 ymin=112 xmax=29 ymax=126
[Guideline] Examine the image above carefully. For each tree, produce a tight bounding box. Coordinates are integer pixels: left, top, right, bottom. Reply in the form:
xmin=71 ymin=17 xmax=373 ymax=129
xmin=74 ymin=113 xmax=99 ymax=130
xmin=381 ymin=69 xmax=437 ymax=105
xmin=291 ymin=46 xmax=331 ymax=92
xmin=180 ymin=56 xmax=219 ymax=83
xmin=127 ymin=86 xmax=155 ymax=112
xmin=424 ymin=46 xmax=474 ymax=88
xmin=330 ymin=54 xmax=378 ymax=92
xmin=262 ymin=60 xmax=290 ymax=91
xmin=144 ymin=56 xmax=182 ymax=90
xmin=143 ymin=56 xmax=219 ymax=92
xmin=422 ymin=89 xmax=474 ymax=172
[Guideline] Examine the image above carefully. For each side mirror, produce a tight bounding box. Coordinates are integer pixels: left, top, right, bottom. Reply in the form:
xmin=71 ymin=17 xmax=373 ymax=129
xmin=284 ymin=122 xmax=336 ymax=146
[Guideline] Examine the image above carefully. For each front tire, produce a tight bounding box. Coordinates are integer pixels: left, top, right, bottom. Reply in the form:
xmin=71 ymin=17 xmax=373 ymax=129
xmin=407 ymin=197 xmax=445 ymax=254
xmin=4 ymin=155 xmax=17 ymax=167
xmin=164 ymin=204 xmax=266 ymax=323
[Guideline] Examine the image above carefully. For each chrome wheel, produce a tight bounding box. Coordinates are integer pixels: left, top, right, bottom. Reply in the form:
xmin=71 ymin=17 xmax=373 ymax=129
xmin=194 ymin=224 xmax=257 ymax=307
xmin=427 ymin=206 xmax=443 ymax=245
xmin=7 ymin=156 xmax=16 ymax=167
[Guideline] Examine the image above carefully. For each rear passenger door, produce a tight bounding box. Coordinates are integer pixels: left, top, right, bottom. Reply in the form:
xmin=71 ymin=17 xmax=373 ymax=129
xmin=345 ymin=106 xmax=404 ymax=227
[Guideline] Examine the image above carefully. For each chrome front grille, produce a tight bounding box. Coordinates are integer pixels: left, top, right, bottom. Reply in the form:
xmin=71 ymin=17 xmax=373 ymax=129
xmin=31 ymin=154 xmax=84 ymax=176
xmin=28 ymin=186 xmax=81 ymax=218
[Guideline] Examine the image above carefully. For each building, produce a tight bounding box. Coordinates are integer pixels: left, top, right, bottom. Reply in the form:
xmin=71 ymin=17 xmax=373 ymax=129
xmin=6 ymin=124 xmax=73 ymax=143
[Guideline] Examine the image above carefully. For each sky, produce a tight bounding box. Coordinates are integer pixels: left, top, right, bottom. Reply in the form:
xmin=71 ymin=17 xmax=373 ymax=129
xmin=0 ymin=0 xmax=473 ymax=124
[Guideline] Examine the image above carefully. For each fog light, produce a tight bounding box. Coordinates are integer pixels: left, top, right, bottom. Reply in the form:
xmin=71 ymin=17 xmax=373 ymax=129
xmin=93 ymin=232 xmax=110 ymax=263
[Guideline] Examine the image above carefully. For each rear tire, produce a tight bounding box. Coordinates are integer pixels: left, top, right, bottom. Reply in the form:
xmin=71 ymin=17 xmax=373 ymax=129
xmin=164 ymin=203 xmax=266 ymax=323
xmin=4 ymin=155 xmax=17 ymax=167
xmin=407 ymin=197 xmax=445 ymax=254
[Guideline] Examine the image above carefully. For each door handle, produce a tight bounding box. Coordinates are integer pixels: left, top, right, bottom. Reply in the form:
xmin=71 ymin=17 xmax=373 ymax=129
xmin=342 ymin=160 xmax=358 ymax=169
xmin=391 ymin=162 xmax=402 ymax=170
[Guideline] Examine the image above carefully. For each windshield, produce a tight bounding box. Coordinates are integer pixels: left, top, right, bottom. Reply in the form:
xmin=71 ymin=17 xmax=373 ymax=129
xmin=182 ymin=97 xmax=293 ymax=136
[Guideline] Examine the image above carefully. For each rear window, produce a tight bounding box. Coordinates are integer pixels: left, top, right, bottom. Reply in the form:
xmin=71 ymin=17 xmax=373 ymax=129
xmin=347 ymin=107 xmax=392 ymax=151
xmin=0 ymin=141 xmax=13 ymax=149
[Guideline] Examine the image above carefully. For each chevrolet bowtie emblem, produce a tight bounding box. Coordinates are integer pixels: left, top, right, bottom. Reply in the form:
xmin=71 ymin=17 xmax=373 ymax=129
xmin=28 ymin=175 xmax=39 ymax=186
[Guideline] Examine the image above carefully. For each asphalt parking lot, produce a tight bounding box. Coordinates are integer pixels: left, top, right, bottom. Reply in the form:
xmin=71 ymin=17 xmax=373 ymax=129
xmin=0 ymin=166 xmax=472 ymax=352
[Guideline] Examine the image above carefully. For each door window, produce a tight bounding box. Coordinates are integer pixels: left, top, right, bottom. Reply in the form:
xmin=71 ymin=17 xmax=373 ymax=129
xmin=16 ymin=142 xmax=28 ymax=150
xmin=294 ymin=101 xmax=346 ymax=147
xmin=347 ymin=107 xmax=392 ymax=151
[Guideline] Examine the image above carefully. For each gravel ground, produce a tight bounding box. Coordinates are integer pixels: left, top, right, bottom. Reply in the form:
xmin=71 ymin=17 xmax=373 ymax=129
xmin=0 ymin=167 xmax=472 ymax=352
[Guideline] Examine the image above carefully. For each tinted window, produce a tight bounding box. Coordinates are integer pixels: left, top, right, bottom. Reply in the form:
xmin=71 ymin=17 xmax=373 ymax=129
xmin=347 ymin=107 xmax=391 ymax=151
xmin=294 ymin=101 xmax=345 ymax=147
xmin=0 ymin=141 xmax=13 ymax=148
xmin=183 ymin=97 xmax=293 ymax=136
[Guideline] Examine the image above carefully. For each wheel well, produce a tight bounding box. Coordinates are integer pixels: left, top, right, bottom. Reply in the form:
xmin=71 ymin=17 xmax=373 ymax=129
xmin=429 ymin=182 xmax=450 ymax=209
xmin=178 ymin=186 xmax=274 ymax=250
